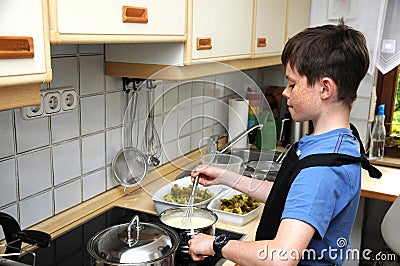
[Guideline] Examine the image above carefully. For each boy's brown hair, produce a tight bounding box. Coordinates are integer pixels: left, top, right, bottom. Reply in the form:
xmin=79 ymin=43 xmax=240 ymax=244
xmin=281 ymin=19 xmax=369 ymax=107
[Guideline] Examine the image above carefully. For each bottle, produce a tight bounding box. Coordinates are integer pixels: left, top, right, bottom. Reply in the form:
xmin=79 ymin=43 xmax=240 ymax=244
xmin=369 ymin=104 xmax=386 ymax=160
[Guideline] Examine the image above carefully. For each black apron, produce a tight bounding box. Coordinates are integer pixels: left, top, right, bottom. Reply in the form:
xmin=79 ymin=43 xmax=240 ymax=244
xmin=256 ymin=125 xmax=382 ymax=241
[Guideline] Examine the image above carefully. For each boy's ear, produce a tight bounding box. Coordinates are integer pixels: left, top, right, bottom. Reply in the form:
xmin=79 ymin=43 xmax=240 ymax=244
xmin=320 ymin=77 xmax=337 ymax=99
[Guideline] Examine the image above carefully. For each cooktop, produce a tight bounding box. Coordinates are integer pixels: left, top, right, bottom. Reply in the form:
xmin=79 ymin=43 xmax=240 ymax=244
xmin=18 ymin=206 xmax=247 ymax=266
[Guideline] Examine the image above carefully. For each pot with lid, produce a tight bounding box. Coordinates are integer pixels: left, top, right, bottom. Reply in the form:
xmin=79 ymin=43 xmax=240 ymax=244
xmin=87 ymin=215 xmax=179 ymax=265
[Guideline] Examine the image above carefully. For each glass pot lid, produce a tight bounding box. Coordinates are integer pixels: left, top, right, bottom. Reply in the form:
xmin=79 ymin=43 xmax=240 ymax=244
xmin=87 ymin=215 xmax=179 ymax=264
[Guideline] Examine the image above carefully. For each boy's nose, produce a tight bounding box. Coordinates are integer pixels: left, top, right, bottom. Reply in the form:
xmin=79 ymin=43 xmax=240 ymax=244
xmin=282 ymin=87 xmax=289 ymax=99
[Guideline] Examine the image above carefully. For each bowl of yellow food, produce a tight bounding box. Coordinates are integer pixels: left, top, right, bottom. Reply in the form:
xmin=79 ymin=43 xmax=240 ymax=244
xmin=152 ymin=176 xmax=224 ymax=214
xmin=207 ymin=189 xmax=264 ymax=226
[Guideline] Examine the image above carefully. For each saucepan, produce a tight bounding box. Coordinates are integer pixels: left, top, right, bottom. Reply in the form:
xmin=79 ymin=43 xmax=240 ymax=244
xmin=87 ymin=215 xmax=179 ymax=265
xmin=159 ymin=207 xmax=218 ymax=253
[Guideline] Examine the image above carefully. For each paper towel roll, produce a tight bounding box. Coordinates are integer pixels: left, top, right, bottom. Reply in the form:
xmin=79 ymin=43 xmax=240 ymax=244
xmin=229 ymin=99 xmax=249 ymax=149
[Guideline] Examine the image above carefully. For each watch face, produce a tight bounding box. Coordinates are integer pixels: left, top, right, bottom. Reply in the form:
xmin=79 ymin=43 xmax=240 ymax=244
xmin=216 ymin=234 xmax=227 ymax=243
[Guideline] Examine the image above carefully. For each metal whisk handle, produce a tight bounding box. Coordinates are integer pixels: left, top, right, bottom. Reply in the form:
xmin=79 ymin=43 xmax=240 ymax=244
xmin=188 ymin=176 xmax=199 ymax=206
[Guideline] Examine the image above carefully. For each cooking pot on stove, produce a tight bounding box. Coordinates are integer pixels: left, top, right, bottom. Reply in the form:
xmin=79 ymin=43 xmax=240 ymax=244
xmin=87 ymin=215 xmax=179 ymax=266
xmin=159 ymin=207 xmax=218 ymax=254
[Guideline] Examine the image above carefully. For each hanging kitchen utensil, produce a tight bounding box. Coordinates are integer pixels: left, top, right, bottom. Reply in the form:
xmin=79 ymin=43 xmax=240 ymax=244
xmin=143 ymin=80 xmax=161 ymax=166
xmin=112 ymin=78 xmax=149 ymax=194
xmin=112 ymin=147 xmax=148 ymax=190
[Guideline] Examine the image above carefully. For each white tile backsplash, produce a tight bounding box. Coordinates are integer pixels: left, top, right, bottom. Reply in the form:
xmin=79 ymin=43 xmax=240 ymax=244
xmin=50 ymin=44 xmax=78 ymax=56
xmin=51 ymin=109 xmax=80 ymax=143
xmin=14 ymin=109 xmax=49 ymax=153
xmin=79 ymin=55 xmax=105 ymax=96
xmin=53 ymin=140 xmax=81 ymax=186
xmin=0 ymin=159 xmax=17 ymax=207
xmin=81 ymin=95 xmax=105 ymax=135
xmin=54 ymin=179 xmax=81 ymax=214
xmin=82 ymin=133 xmax=105 ymax=174
xmin=83 ymin=169 xmax=106 ymax=201
xmin=162 ymin=110 xmax=178 ymax=143
xmin=0 ymin=44 xmax=261 ymax=232
xmin=50 ymin=57 xmax=79 ymax=92
xmin=163 ymin=82 xmax=179 ymax=113
xmin=78 ymin=44 xmax=103 ymax=54
xmin=18 ymin=148 xmax=52 ymax=199
xmin=106 ymin=166 xmax=119 ymax=190
xmin=178 ymin=106 xmax=192 ymax=137
xmin=177 ymin=135 xmax=191 ymax=157
xmin=105 ymin=76 xmax=123 ymax=92
xmin=0 ymin=110 xmax=14 ymax=158
xmin=20 ymin=191 xmax=52 ymax=229
xmin=106 ymin=127 xmax=122 ymax=165
xmin=106 ymin=91 xmax=125 ymax=129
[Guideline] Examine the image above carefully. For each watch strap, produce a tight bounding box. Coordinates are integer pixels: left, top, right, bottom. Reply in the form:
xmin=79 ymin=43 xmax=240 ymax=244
xmin=213 ymin=234 xmax=230 ymax=258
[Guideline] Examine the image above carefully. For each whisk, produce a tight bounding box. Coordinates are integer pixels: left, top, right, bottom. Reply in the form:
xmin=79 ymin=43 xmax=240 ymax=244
xmin=182 ymin=176 xmax=200 ymax=227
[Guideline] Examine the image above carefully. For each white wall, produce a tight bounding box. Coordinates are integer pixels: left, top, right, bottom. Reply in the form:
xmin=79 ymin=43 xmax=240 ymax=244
xmin=310 ymin=0 xmax=386 ymax=146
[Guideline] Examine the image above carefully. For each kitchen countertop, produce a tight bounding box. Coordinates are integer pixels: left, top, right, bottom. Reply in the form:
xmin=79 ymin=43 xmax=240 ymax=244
xmin=12 ymin=149 xmax=400 ymax=265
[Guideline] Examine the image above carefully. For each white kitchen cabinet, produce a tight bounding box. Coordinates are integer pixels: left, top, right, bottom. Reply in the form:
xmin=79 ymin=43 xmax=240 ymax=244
xmin=188 ymin=0 xmax=253 ymax=61
xmin=48 ymin=0 xmax=186 ymax=44
xmin=0 ymin=0 xmax=51 ymax=110
xmin=286 ymin=0 xmax=311 ymax=40
xmin=105 ymin=0 xmax=305 ymax=80
xmin=254 ymin=0 xmax=287 ymax=56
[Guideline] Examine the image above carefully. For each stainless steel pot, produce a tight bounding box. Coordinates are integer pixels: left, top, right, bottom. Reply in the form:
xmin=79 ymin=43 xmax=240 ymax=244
xmin=87 ymin=215 xmax=179 ymax=265
xmin=159 ymin=207 xmax=218 ymax=253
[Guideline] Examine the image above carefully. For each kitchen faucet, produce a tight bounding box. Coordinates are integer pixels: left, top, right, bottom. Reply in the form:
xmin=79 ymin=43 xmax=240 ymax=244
xmin=206 ymin=124 xmax=263 ymax=154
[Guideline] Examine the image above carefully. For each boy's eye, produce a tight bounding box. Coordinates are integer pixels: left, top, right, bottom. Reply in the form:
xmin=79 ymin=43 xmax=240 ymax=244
xmin=289 ymin=84 xmax=295 ymax=89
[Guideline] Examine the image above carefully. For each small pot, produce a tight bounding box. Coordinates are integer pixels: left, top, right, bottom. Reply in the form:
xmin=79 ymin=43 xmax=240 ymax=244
xmin=87 ymin=215 xmax=179 ymax=265
xmin=159 ymin=207 xmax=218 ymax=253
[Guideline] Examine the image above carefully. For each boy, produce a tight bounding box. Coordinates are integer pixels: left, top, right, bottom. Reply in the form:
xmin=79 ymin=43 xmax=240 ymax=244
xmin=188 ymin=20 xmax=380 ymax=265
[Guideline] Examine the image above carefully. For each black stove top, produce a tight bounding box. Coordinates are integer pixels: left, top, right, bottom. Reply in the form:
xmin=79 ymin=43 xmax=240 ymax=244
xmin=18 ymin=206 xmax=247 ymax=266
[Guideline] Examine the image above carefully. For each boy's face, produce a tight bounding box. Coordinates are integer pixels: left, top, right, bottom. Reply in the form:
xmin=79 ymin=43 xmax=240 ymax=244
xmin=282 ymin=64 xmax=321 ymax=123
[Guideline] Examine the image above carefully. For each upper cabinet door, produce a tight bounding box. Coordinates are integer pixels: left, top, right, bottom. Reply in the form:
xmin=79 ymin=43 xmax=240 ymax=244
xmin=0 ymin=0 xmax=51 ymax=85
xmin=286 ymin=0 xmax=311 ymax=40
xmin=50 ymin=0 xmax=186 ymax=43
xmin=190 ymin=0 xmax=253 ymax=60
xmin=254 ymin=0 xmax=287 ymax=56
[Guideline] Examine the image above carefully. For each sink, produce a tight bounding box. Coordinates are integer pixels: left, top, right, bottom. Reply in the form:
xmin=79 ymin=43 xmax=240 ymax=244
xmin=175 ymin=148 xmax=281 ymax=182
xmin=229 ymin=148 xmax=281 ymax=182
xmin=229 ymin=148 xmax=279 ymax=163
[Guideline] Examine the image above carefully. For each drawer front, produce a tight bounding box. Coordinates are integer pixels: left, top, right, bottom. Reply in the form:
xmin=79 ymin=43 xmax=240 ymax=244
xmin=0 ymin=0 xmax=47 ymax=77
xmin=191 ymin=0 xmax=253 ymax=59
xmin=56 ymin=0 xmax=185 ymax=35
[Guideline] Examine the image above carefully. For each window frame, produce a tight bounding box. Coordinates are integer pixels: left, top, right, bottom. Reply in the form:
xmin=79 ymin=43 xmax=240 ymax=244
xmin=375 ymin=65 xmax=400 ymax=157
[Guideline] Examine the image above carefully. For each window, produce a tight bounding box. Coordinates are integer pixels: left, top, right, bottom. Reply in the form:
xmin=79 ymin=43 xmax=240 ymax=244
xmin=376 ymin=65 xmax=400 ymax=157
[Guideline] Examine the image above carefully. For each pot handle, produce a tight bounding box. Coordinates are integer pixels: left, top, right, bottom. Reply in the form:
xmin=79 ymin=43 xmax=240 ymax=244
xmin=127 ymin=215 xmax=140 ymax=247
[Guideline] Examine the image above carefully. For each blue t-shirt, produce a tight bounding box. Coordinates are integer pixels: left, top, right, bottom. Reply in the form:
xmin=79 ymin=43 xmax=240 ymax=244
xmin=281 ymin=128 xmax=361 ymax=265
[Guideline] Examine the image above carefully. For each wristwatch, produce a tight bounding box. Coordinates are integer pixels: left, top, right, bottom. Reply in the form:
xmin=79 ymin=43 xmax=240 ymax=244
xmin=213 ymin=234 xmax=231 ymax=258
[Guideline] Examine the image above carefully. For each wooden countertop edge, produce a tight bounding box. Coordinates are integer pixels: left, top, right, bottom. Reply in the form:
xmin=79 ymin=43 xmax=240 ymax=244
xmin=360 ymin=190 xmax=398 ymax=202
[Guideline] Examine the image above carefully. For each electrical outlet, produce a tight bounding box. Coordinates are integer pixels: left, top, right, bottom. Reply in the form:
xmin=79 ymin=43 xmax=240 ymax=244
xmin=21 ymin=95 xmax=44 ymax=119
xmin=61 ymin=89 xmax=77 ymax=111
xmin=44 ymin=91 xmax=61 ymax=114
xmin=21 ymin=87 xmax=78 ymax=120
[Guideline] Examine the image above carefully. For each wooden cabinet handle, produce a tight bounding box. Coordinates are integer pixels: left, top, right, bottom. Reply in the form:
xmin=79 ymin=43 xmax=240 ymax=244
xmin=257 ymin=37 xmax=267 ymax=47
xmin=0 ymin=36 xmax=34 ymax=59
xmin=196 ymin=37 xmax=212 ymax=50
xmin=122 ymin=6 xmax=148 ymax=23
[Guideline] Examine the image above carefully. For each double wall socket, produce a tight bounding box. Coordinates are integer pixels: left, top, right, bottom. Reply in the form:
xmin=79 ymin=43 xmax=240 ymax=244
xmin=21 ymin=87 xmax=77 ymax=120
